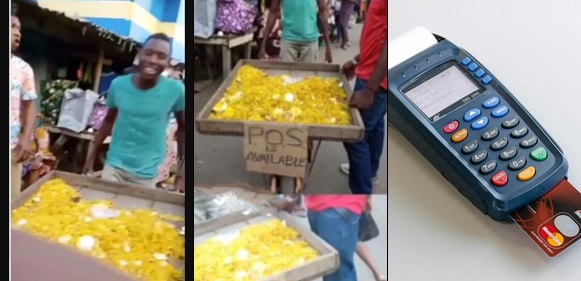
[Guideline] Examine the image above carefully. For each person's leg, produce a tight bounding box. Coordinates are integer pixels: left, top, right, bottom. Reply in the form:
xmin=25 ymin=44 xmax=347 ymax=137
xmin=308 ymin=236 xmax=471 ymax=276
xmin=280 ymin=40 xmax=299 ymax=62
xmin=339 ymin=2 xmax=354 ymax=48
xmin=11 ymin=155 xmax=23 ymax=202
xmin=300 ymin=41 xmax=319 ymax=63
xmin=308 ymin=208 xmax=360 ymax=281
xmin=356 ymin=242 xmax=386 ymax=281
xmin=101 ymin=165 xmax=125 ymax=183
xmin=123 ymin=171 xmax=158 ymax=188
xmin=368 ymin=89 xmax=388 ymax=179
xmin=344 ymin=79 xmax=384 ymax=194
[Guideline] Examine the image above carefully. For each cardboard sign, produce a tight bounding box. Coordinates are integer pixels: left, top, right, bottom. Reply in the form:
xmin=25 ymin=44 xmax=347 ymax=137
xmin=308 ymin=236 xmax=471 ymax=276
xmin=243 ymin=123 xmax=308 ymax=178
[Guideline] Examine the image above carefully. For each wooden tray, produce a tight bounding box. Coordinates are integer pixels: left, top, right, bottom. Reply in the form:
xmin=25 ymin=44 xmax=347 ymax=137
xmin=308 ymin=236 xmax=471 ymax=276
xmin=196 ymin=60 xmax=365 ymax=142
xmin=194 ymin=209 xmax=339 ymax=281
xmin=12 ymin=171 xmax=185 ymax=277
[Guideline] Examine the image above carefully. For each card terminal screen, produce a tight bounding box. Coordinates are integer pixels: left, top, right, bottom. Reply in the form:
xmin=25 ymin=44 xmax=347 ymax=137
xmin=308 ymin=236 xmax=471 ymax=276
xmin=404 ymin=65 xmax=480 ymax=119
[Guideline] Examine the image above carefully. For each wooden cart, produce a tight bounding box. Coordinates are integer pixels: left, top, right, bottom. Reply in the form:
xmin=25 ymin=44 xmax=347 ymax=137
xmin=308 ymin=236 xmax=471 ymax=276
xmin=194 ymin=209 xmax=340 ymax=281
xmin=12 ymin=171 xmax=185 ymax=279
xmin=196 ymin=60 xmax=365 ymax=193
xmin=196 ymin=60 xmax=365 ymax=142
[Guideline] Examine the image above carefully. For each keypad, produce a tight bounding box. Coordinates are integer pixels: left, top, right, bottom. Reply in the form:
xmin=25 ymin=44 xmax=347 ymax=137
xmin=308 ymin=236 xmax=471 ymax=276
xmin=471 ymin=150 xmax=488 ymax=164
xmin=502 ymin=117 xmax=519 ymax=129
xmin=471 ymin=116 xmax=488 ymax=130
xmin=481 ymin=127 xmax=499 ymax=141
xmin=491 ymin=171 xmax=508 ymax=187
xmin=508 ymin=156 xmax=527 ymax=171
xmin=520 ymin=135 xmax=537 ymax=148
xmin=464 ymin=109 xmax=481 ymax=122
xmin=517 ymin=166 xmax=536 ymax=181
xmin=462 ymin=140 xmax=479 ymax=154
xmin=446 ymin=86 xmax=547 ymax=187
xmin=511 ymin=127 xmax=528 ymax=138
xmin=480 ymin=160 xmax=497 ymax=175
xmin=530 ymin=147 xmax=547 ymax=161
xmin=490 ymin=137 xmax=508 ymax=151
xmin=499 ymin=146 xmax=517 ymax=161
xmin=491 ymin=105 xmax=509 ymax=118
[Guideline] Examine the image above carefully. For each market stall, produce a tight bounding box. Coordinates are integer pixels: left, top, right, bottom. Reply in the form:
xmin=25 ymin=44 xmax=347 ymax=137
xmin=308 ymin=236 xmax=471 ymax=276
xmin=12 ymin=171 xmax=185 ymax=281
xmin=196 ymin=60 xmax=365 ymax=193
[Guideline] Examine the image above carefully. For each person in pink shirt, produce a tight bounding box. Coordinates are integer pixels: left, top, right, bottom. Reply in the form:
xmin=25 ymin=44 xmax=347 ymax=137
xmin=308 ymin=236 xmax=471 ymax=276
xmin=304 ymin=195 xmax=366 ymax=281
xmin=11 ymin=12 xmax=38 ymax=201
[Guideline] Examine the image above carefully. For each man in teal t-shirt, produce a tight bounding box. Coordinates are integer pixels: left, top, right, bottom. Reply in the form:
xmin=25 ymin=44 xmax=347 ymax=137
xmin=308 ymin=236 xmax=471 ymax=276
xmin=83 ymin=33 xmax=186 ymax=188
xmin=259 ymin=0 xmax=332 ymax=63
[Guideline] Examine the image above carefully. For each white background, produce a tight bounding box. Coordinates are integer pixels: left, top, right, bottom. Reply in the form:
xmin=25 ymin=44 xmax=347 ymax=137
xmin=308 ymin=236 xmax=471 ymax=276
xmin=388 ymin=1 xmax=581 ymax=280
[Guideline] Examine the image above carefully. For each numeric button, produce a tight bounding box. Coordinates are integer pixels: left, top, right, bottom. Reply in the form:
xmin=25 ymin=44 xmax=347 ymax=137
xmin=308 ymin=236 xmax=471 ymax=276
xmin=520 ymin=135 xmax=538 ymax=148
xmin=481 ymin=127 xmax=499 ymax=141
xmin=471 ymin=150 xmax=488 ymax=164
xmin=502 ymin=117 xmax=519 ymax=129
xmin=511 ymin=127 xmax=528 ymax=139
xmin=480 ymin=160 xmax=497 ymax=175
xmin=490 ymin=137 xmax=508 ymax=151
xmin=508 ymin=156 xmax=527 ymax=171
xmin=499 ymin=146 xmax=517 ymax=161
xmin=462 ymin=140 xmax=479 ymax=154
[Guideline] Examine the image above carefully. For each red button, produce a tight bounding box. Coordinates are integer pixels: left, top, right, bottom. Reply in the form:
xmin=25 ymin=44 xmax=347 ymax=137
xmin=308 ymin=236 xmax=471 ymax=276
xmin=443 ymin=120 xmax=459 ymax=134
xmin=491 ymin=171 xmax=508 ymax=187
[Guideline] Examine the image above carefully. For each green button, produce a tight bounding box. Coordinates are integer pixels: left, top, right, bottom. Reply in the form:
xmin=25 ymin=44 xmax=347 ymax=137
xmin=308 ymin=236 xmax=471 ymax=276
xmin=530 ymin=147 xmax=547 ymax=161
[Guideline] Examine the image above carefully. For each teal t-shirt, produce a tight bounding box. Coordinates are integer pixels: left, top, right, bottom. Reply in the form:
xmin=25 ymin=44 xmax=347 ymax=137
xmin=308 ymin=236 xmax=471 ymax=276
xmin=106 ymin=75 xmax=185 ymax=179
xmin=281 ymin=0 xmax=319 ymax=42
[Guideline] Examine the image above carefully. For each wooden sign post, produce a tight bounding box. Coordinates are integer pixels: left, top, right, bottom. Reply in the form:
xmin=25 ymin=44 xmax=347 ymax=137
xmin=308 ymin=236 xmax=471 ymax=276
xmin=243 ymin=123 xmax=308 ymax=178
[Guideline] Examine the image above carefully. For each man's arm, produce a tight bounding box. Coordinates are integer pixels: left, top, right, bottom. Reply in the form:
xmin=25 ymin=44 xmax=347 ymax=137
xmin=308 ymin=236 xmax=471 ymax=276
xmin=259 ymin=0 xmax=281 ymax=55
xmin=84 ymin=84 xmax=119 ymax=172
xmin=317 ymin=0 xmax=332 ymax=50
xmin=20 ymin=66 xmax=37 ymax=144
xmin=172 ymin=83 xmax=186 ymax=177
xmin=174 ymin=111 xmax=185 ymax=160
xmin=93 ymin=109 xmax=117 ymax=148
xmin=365 ymin=35 xmax=388 ymax=92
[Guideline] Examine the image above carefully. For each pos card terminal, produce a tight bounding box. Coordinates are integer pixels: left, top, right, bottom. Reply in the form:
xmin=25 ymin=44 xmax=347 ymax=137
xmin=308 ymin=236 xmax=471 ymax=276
xmin=387 ymin=27 xmax=572 ymax=222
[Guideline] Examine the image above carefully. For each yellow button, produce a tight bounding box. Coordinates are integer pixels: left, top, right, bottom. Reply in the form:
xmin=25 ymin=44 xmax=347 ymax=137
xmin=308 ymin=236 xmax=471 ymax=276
xmin=517 ymin=166 xmax=536 ymax=181
xmin=451 ymin=129 xmax=468 ymax=143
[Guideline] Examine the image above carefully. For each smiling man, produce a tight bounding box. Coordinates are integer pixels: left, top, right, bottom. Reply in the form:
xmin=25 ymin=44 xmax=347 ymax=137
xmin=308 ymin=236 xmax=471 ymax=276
xmin=84 ymin=33 xmax=185 ymax=188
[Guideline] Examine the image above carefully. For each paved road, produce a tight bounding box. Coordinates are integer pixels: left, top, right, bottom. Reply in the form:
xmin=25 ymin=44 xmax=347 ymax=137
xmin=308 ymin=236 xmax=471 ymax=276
xmin=193 ymin=24 xmax=387 ymax=194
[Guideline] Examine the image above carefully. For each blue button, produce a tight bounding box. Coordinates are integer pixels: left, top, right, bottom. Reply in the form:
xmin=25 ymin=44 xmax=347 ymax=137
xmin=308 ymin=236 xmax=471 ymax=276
xmin=471 ymin=116 xmax=489 ymax=130
xmin=475 ymin=69 xmax=486 ymax=78
xmin=491 ymin=105 xmax=509 ymax=118
xmin=468 ymin=63 xmax=479 ymax=72
xmin=482 ymin=75 xmax=492 ymax=85
xmin=483 ymin=96 xmax=500 ymax=109
xmin=461 ymin=57 xmax=472 ymax=66
xmin=464 ymin=108 xmax=481 ymax=122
